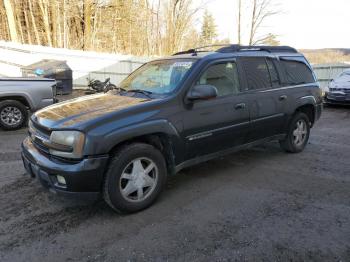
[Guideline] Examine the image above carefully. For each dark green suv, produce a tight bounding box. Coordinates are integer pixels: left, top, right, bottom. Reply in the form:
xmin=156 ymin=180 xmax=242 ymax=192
xmin=22 ymin=45 xmax=323 ymax=213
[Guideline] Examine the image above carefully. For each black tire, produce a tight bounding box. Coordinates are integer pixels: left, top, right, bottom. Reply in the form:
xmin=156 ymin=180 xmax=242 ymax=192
xmin=103 ymin=143 xmax=167 ymax=213
xmin=280 ymin=112 xmax=310 ymax=153
xmin=0 ymin=100 xmax=28 ymax=130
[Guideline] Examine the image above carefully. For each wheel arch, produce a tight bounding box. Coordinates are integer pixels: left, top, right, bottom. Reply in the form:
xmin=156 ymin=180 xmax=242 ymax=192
xmin=295 ymin=96 xmax=317 ymax=127
xmin=90 ymin=120 xmax=183 ymax=176
xmin=0 ymin=95 xmax=31 ymax=109
xmin=107 ymin=132 xmax=177 ymax=176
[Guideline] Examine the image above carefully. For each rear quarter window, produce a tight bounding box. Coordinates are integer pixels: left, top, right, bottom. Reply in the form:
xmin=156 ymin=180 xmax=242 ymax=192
xmin=280 ymin=57 xmax=315 ymax=85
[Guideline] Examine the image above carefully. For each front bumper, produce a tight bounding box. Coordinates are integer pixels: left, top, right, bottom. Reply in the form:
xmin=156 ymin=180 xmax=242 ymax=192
xmin=21 ymin=137 xmax=109 ymax=200
xmin=324 ymin=92 xmax=350 ymax=104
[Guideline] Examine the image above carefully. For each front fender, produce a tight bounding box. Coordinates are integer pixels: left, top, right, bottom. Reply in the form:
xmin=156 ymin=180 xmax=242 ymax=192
xmin=85 ymin=119 xmax=184 ymax=159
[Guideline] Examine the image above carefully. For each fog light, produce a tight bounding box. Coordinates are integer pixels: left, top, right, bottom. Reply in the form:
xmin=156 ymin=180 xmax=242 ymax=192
xmin=56 ymin=175 xmax=66 ymax=185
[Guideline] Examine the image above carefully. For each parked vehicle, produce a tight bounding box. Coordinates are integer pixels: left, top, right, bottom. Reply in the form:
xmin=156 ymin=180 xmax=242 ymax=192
xmin=87 ymin=77 xmax=116 ymax=93
xmin=22 ymin=45 xmax=322 ymax=213
xmin=0 ymin=78 xmax=57 ymax=130
xmin=324 ymin=69 xmax=350 ymax=104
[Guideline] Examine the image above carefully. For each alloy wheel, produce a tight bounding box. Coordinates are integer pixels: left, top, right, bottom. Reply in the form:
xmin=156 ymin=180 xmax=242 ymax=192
xmin=119 ymin=157 xmax=158 ymax=202
xmin=293 ymin=119 xmax=307 ymax=146
xmin=0 ymin=106 xmax=22 ymax=126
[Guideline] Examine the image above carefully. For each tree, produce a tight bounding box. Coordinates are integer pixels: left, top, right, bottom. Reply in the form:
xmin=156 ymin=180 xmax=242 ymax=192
xmin=163 ymin=0 xmax=200 ymax=54
xmin=257 ymin=33 xmax=280 ymax=46
xmin=200 ymin=10 xmax=217 ymax=46
xmin=0 ymin=0 xmax=203 ymax=56
xmin=248 ymin=0 xmax=280 ymax=45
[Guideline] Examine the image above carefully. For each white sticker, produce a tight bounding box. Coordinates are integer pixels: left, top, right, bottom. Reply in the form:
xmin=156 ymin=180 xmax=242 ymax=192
xmin=173 ymin=62 xmax=193 ymax=68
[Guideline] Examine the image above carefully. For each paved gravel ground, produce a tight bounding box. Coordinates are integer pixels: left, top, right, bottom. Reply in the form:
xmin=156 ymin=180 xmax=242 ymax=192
xmin=0 ymin=106 xmax=349 ymax=262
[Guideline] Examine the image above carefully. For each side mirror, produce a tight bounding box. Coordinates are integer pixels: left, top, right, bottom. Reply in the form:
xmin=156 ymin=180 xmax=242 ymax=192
xmin=186 ymin=84 xmax=218 ymax=101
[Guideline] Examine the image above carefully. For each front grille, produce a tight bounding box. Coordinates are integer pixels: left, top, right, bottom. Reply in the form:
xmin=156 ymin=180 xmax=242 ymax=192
xmin=329 ymin=87 xmax=350 ymax=94
xmin=28 ymin=121 xmax=51 ymax=154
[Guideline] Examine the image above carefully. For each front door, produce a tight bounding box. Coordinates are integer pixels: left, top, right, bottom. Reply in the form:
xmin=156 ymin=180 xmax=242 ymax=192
xmin=182 ymin=61 xmax=250 ymax=160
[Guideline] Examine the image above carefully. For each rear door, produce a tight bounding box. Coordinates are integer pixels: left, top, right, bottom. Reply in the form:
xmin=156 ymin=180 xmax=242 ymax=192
xmin=239 ymin=56 xmax=288 ymax=142
xmin=182 ymin=60 xmax=250 ymax=160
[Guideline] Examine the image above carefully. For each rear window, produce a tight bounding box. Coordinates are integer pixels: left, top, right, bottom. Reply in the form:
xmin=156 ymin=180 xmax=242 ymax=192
xmin=280 ymin=57 xmax=315 ymax=85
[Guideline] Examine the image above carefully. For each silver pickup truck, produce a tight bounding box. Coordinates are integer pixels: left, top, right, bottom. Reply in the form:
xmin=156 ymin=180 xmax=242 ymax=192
xmin=0 ymin=78 xmax=57 ymax=130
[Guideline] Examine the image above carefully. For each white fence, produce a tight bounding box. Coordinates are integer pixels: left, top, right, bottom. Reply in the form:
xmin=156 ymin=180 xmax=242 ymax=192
xmin=313 ymin=63 xmax=350 ymax=89
xmin=0 ymin=41 xmax=150 ymax=88
xmin=74 ymin=59 xmax=148 ymax=88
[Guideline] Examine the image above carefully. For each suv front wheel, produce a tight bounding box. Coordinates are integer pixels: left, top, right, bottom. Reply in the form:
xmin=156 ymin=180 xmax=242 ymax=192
xmin=280 ymin=112 xmax=310 ymax=153
xmin=103 ymin=143 xmax=167 ymax=213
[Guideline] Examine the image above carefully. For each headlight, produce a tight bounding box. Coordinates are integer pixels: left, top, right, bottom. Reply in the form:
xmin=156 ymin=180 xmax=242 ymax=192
xmin=47 ymin=131 xmax=85 ymax=159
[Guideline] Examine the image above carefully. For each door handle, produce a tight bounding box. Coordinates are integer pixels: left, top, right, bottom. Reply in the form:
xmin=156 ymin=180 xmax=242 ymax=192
xmin=279 ymin=95 xmax=287 ymax=101
xmin=235 ymin=103 xmax=246 ymax=110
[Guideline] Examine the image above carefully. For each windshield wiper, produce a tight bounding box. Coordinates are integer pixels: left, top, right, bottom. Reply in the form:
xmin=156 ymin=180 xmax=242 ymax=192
xmin=104 ymin=85 xmax=127 ymax=93
xmin=128 ymin=89 xmax=153 ymax=98
xmin=109 ymin=86 xmax=127 ymax=93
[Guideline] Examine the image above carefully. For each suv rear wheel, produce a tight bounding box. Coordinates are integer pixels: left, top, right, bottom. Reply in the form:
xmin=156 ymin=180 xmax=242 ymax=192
xmin=103 ymin=143 xmax=167 ymax=213
xmin=280 ymin=112 xmax=310 ymax=153
xmin=0 ymin=100 xmax=28 ymax=130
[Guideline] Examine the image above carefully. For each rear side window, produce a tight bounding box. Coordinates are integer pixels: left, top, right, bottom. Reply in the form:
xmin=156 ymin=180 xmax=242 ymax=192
xmin=240 ymin=57 xmax=271 ymax=90
xmin=280 ymin=57 xmax=315 ymax=85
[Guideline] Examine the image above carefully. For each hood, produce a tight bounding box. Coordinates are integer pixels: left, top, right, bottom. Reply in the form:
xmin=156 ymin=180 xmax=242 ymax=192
xmin=330 ymin=74 xmax=350 ymax=89
xmin=33 ymin=93 xmax=149 ymax=129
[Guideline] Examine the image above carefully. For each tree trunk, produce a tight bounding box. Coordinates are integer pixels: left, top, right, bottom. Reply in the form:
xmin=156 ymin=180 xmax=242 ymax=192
xmin=3 ymin=0 xmax=18 ymax=42
xmin=28 ymin=0 xmax=41 ymax=45
xmin=83 ymin=0 xmax=93 ymax=50
xmin=238 ymin=0 xmax=241 ymax=44
xmin=38 ymin=0 xmax=52 ymax=46
xmin=249 ymin=0 xmax=257 ymax=45
xmin=23 ymin=1 xmax=32 ymax=45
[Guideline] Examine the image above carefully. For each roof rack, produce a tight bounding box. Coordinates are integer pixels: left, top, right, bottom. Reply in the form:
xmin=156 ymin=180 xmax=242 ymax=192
xmin=172 ymin=44 xmax=232 ymax=56
xmin=173 ymin=44 xmax=297 ymax=56
xmin=217 ymin=45 xmax=298 ymax=53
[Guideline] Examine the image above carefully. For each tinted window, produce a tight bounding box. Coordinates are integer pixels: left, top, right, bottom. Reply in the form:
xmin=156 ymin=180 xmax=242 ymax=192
xmin=197 ymin=62 xmax=240 ymax=96
xmin=280 ymin=58 xmax=315 ymax=85
xmin=266 ymin=58 xmax=280 ymax=88
xmin=241 ymin=57 xmax=271 ymax=90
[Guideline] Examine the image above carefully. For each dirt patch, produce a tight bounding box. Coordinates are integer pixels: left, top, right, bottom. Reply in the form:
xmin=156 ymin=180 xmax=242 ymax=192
xmin=0 ymin=106 xmax=349 ymax=261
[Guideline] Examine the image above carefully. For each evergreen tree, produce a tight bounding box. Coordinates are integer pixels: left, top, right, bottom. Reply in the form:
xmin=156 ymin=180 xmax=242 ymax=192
xmin=200 ymin=10 xmax=217 ymax=45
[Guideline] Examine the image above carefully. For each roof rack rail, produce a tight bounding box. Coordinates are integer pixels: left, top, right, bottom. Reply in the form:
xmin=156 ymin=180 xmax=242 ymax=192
xmin=216 ymin=45 xmax=298 ymax=53
xmin=173 ymin=44 xmax=298 ymax=56
xmin=172 ymin=44 xmax=232 ymax=56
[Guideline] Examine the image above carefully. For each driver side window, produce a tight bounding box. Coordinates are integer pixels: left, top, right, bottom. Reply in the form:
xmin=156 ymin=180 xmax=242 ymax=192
xmin=197 ymin=62 xmax=240 ymax=96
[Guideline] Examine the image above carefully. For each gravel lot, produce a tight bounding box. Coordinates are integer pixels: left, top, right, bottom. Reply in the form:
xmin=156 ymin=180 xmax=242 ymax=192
xmin=0 ymin=106 xmax=349 ymax=262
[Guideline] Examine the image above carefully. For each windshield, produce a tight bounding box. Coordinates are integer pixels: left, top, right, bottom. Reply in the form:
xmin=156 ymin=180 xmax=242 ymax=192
xmin=119 ymin=59 xmax=195 ymax=95
xmin=340 ymin=71 xmax=350 ymax=77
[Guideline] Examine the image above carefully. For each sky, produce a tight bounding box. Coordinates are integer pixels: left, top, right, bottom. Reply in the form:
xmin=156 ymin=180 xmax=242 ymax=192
xmin=198 ymin=0 xmax=350 ymax=49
